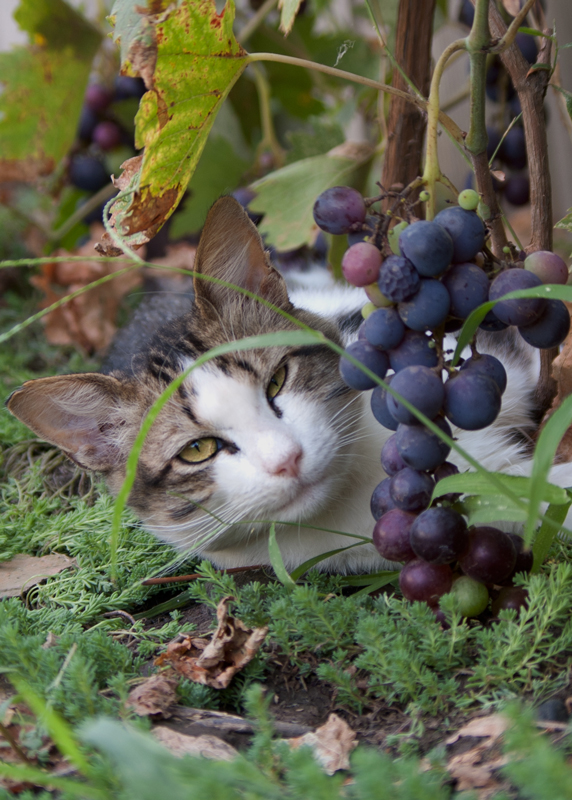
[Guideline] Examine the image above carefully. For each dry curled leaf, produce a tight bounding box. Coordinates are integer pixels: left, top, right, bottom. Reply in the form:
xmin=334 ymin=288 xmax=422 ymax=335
xmin=154 ymin=596 xmax=268 ymax=689
xmin=152 ymin=727 xmax=238 ymax=761
xmin=445 ymin=713 xmax=509 ymax=747
xmin=287 ymin=713 xmax=357 ymax=774
xmin=0 ymin=553 xmax=76 ymax=599
xmin=31 ymin=224 xmax=142 ymax=353
xmin=126 ymin=674 xmax=178 ymax=717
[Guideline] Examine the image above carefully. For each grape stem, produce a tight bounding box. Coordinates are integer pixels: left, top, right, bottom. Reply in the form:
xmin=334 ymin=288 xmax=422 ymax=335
xmin=250 ymin=64 xmax=286 ymax=169
xmin=420 ymin=39 xmax=467 ymax=220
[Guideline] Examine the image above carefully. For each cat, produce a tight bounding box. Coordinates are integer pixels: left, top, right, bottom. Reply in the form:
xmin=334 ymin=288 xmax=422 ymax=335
xmin=6 ymin=196 xmax=572 ymax=573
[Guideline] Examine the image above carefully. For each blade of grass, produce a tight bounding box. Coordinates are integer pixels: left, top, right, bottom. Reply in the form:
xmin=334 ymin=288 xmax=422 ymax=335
xmin=532 ymin=500 xmax=572 ymax=571
xmin=290 ymin=542 xmax=369 ymax=580
xmin=268 ymin=522 xmax=296 ymax=588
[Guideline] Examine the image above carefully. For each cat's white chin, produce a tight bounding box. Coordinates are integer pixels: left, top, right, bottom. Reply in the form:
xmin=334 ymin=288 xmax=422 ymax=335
xmin=270 ymin=475 xmax=335 ymax=519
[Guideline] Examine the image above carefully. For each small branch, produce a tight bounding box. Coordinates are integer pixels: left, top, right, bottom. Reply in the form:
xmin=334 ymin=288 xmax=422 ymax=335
xmin=50 ymin=182 xmax=117 ymax=242
xmin=0 ymin=721 xmax=33 ymax=765
xmin=250 ymin=64 xmax=285 ymax=168
xmin=492 ymin=0 xmax=537 ymax=53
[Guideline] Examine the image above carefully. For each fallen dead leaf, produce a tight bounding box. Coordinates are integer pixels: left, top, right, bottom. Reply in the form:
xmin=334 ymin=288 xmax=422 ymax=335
xmin=0 ymin=554 xmax=77 ymax=599
xmin=152 ymin=726 xmax=238 ymax=761
xmin=445 ymin=713 xmax=508 ymax=747
xmin=447 ymin=749 xmax=508 ymax=796
xmin=126 ymin=674 xmax=178 ymax=717
xmin=287 ymin=713 xmax=357 ymax=774
xmin=154 ymin=596 xmax=268 ymax=690
xmin=31 ymin=224 xmax=143 ymax=353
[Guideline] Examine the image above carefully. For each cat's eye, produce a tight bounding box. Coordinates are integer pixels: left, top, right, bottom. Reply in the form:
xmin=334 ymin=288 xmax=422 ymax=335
xmin=267 ymin=366 xmax=287 ymax=400
xmin=179 ymin=437 xmax=220 ymax=464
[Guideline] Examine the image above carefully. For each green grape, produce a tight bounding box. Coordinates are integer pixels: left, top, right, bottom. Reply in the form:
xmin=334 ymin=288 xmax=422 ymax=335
xmin=388 ymin=220 xmax=409 ymax=255
xmin=458 ymin=189 xmax=479 ymax=211
xmin=419 ymin=190 xmax=430 ymax=202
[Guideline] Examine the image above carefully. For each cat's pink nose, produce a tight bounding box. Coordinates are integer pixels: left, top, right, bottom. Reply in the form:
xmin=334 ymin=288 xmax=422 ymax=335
xmin=270 ymin=447 xmax=303 ymax=478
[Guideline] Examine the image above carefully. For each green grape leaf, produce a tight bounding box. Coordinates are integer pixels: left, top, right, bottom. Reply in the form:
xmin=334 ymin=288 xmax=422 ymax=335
xmin=433 ymin=473 xmax=569 ymax=506
xmin=101 ymin=0 xmax=250 ymax=255
xmin=169 ymin=134 xmax=249 ymax=238
xmin=456 ymin=495 xmax=528 ymax=526
xmin=279 ymin=0 xmax=304 ymax=35
xmin=249 ymin=142 xmax=374 ymax=251
xmin=0 ymin=0 xmax=102 ymax=182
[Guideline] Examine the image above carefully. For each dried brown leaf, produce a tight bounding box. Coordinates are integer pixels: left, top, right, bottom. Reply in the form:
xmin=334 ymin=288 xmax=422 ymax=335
xmin=152 ymin=727 xmax=238 ymax=760
xmin=288 ymin=714 xmax=358 ymax=774
xmin=447 ymin=748 xmax=508 ymax=795
xmin=127 ymin=674 xmax=178 ymax=717
xmin=445 ymin=713 xmax=508 ymax=747
xmin=154 ymin=596 xmax=268 ymax=689
xmin=0 ymin=554 xmax=76 ymax=599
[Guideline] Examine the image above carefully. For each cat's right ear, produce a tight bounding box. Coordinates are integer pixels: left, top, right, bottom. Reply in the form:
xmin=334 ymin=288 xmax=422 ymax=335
xmin=193 ymin=196 xmax=290 ymax=314
xmin=6 ymin=374 xmax=134 ymax=472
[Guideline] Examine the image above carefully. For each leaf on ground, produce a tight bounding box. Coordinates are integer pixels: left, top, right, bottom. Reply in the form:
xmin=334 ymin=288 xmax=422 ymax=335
xmin=445 ymin=714 xmax=510 ymax=797
xmin=32 ymin=224 xmax=143 ymax=353
xmin=0 ymin=553 xmax=76 ymax=599
xmin=127 ymin=674 xmax=178 ymax=717
xmin=100 ymin=0 xmax=249 ymax=255
xmin=154 ymin=596 xmax=268 ymax=689
xmin=152 ymin=727 xmax=238 ymax=761
xmin=279 ymin=0 xmax=304 ymax=35
xmin=0 ymin=0 xmax=101 ymax=181
xmin=287 ymin=713 xmax=357 ymax=774
xmin=250 ymin=142 xmax=374 ymax=251
xmin=446 ymin=714 xmax=509 ymax=747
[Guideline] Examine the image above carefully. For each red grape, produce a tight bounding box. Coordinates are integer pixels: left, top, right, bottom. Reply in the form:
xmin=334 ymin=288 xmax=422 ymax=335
xmin=459 ymin=526 xmax=517 ymax=585
xmin=399 ymin=560 xmax=453 ymax=605
xmin=524 ymin=251 xmax=569 ymax=285
xmin=342 ymin=242 xmax=382 ymax=286
xmin=372 ymin=509 xmax=417 ymax=562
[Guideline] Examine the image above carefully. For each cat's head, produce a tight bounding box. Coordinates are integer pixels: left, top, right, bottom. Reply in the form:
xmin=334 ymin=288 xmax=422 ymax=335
xmin=6 ymin=197 xmax=360 ymax=555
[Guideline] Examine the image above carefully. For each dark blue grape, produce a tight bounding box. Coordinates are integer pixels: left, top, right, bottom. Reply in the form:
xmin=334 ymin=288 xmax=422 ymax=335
xmin=362 ymin=307 xmax=405 ymax=350
xmin=518 ymin=299 xmax=571 ymax=349
xmin=459 ymin=526 xmax=517 ymax=585
xmin=339 ymin=341 xmax=389 ymax=391
xmin=232 ymin=188 xmax=263 ymax=224
xmin=444 ymin=371 xmax=501 ymax=430
xmin=370 ymin=478 xmax=396 ymax=520
xmin=394 ymin=417 xmax=452 ymax=472
xmin=371 ymin=376 xmax=398 ymax=431
xmin=386 ymin=365 xmax=444 ymax=425
xmin=487 ymin=127 xmax=502 ymax=160
xmin=381 ymin=435 xmax=407 ymax=476
xmin=409 ymin=508 xmax=468 ymax=564
xmin=388 ymin=331 xmax=438 ymax=372
xmin=441 ymin=263 xmax=489 ymax=320
xmin=460 ymin=354 xmax=507 ymax=395
xmin=373 ymin=508 xmax=417 ymax=563
xmin=499 ymin=126 xmax=527 ymax=171
xmin=516 ymin=32 xmax=537 ymax=64
xmin=504 ymin=175 xmax=530 ymax=206
xmin=434 ymin=206 xmax=486 ymax=263
xmin=398 ymin=221 xmax=454 ymax=277
xmin=313 ymin=186 xmax=366 ymax=235
xmin=399 ymin=559 xmax=453 ymax=604
xmin=489 ymin=268 xmax=545 ymax=326
xmin=377 ymin=255 xmax=420 ymax=302
xmin=458 ymin=0 xmax=474 ymax=27
xmin=77 ymin=106 xmax=98 ymax=141
xmin=479 ymin=309 xmax=509 ymax=332
xmin=398 ymin=278 xmax=451 ymax=332
xmin=69 ymin=155 xmax=109 ymax=192
xmin=389 ymin=467 xmax=434 ymax=512
xmin=114 ymin=76 xmax=146 ymax=99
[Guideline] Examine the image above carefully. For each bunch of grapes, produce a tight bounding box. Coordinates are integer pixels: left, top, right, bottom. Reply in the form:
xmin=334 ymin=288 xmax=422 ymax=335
xmin=313 ymin=184 xmax=570 ymax=618
xmin=68 ymin=76 xmax=146 ymax=215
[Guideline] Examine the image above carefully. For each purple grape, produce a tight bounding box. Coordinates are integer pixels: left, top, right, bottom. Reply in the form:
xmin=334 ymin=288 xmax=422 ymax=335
xmin=372 ymin=509 xmax=417 ymax=563
xmin=370 ymin=478 xmax=396 ymax=520
xmin=388 ymin=331 xmax=438 ymax=372
xmin=362 ymin=307 xmax=405 ymax=350
xmin=342 ymin=242 xmax=382 ymax=287
xmin=409 ymin=507 xmax=468 ymax=565
xmin=444 ymin=371 xmax=501 ymax=431
xmin=381 ymin=435 xmax=407 ymax=476
xmin=458 ymin=0 xmax=474 ymax=27
xmin=460 ymin=354 xmax=507 ymax=395
xmin=479 ymin=309 xmax=509 ymax=332
xmin=504 ymin=175 xmax=530 ymax=206
xmin=524 ymin=251 xmax=569 ymax=285
xmin=69 ymin=155 xmax=109 ymax=192
xmin=313 ymin=187 xmax=366 ymax=235
xmin=459 ymin=526 xmax=517 ymax=585
xmin=398 ymin=221 xmax=454 ymax=277
xmin=499 ymin=126 xmax=527 ymax=171
xmin=397 ymin=278 xmax=451 ymax=332
xmin=433 ymin=207 xmax=486 ymax=263
xmin=518 ymin=299 xmax=571 ymax=349
xmin=389 ymin=467 xmax=434 ymax=512
xmin=434 ymin=461 xmax=460 ymax=503
xmin=85 ymin=84 xmax=113 ymax=113
xmin=377 ymin=255 xmax=420 ymax=302
xmin=93 ymin=121 xmax=122 ymax=151
xmin=386 ymin=365 xmax=444 ymax=425
xmin=487 ymin=127 xmax=502 ymax=160
xmin=232 ymin=188 xmax=263 ymax=224
xmin=77 ymin=106 xmax=98 ymax=141
xmin=441 ymin=263 xmax=490 ymax=320
xmin=394 ymin=417 xmax=452 ymax=472
xmin=371 ymin=378 xmax=399 ymax=431
xmin=491 ymin=587 xmax=528 ymax=616
xmin=399 ymin=560 xmax=453 ymax=605
xmin=516 ymin=32 xmax=537 ymax=64
xmin=339 ymin=341 xmax=389 ymax=391
xmin=489 ymin=268 xmax=545 ymax=326
xmin=114 ymin=76 xmax=146 ymax=100
xmin=500 ymin=533 xmax=534 ymax=585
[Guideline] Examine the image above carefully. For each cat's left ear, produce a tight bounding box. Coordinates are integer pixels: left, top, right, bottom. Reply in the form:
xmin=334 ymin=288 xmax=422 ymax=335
xmin=193 ymin=196 xmax=290 ymax=313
